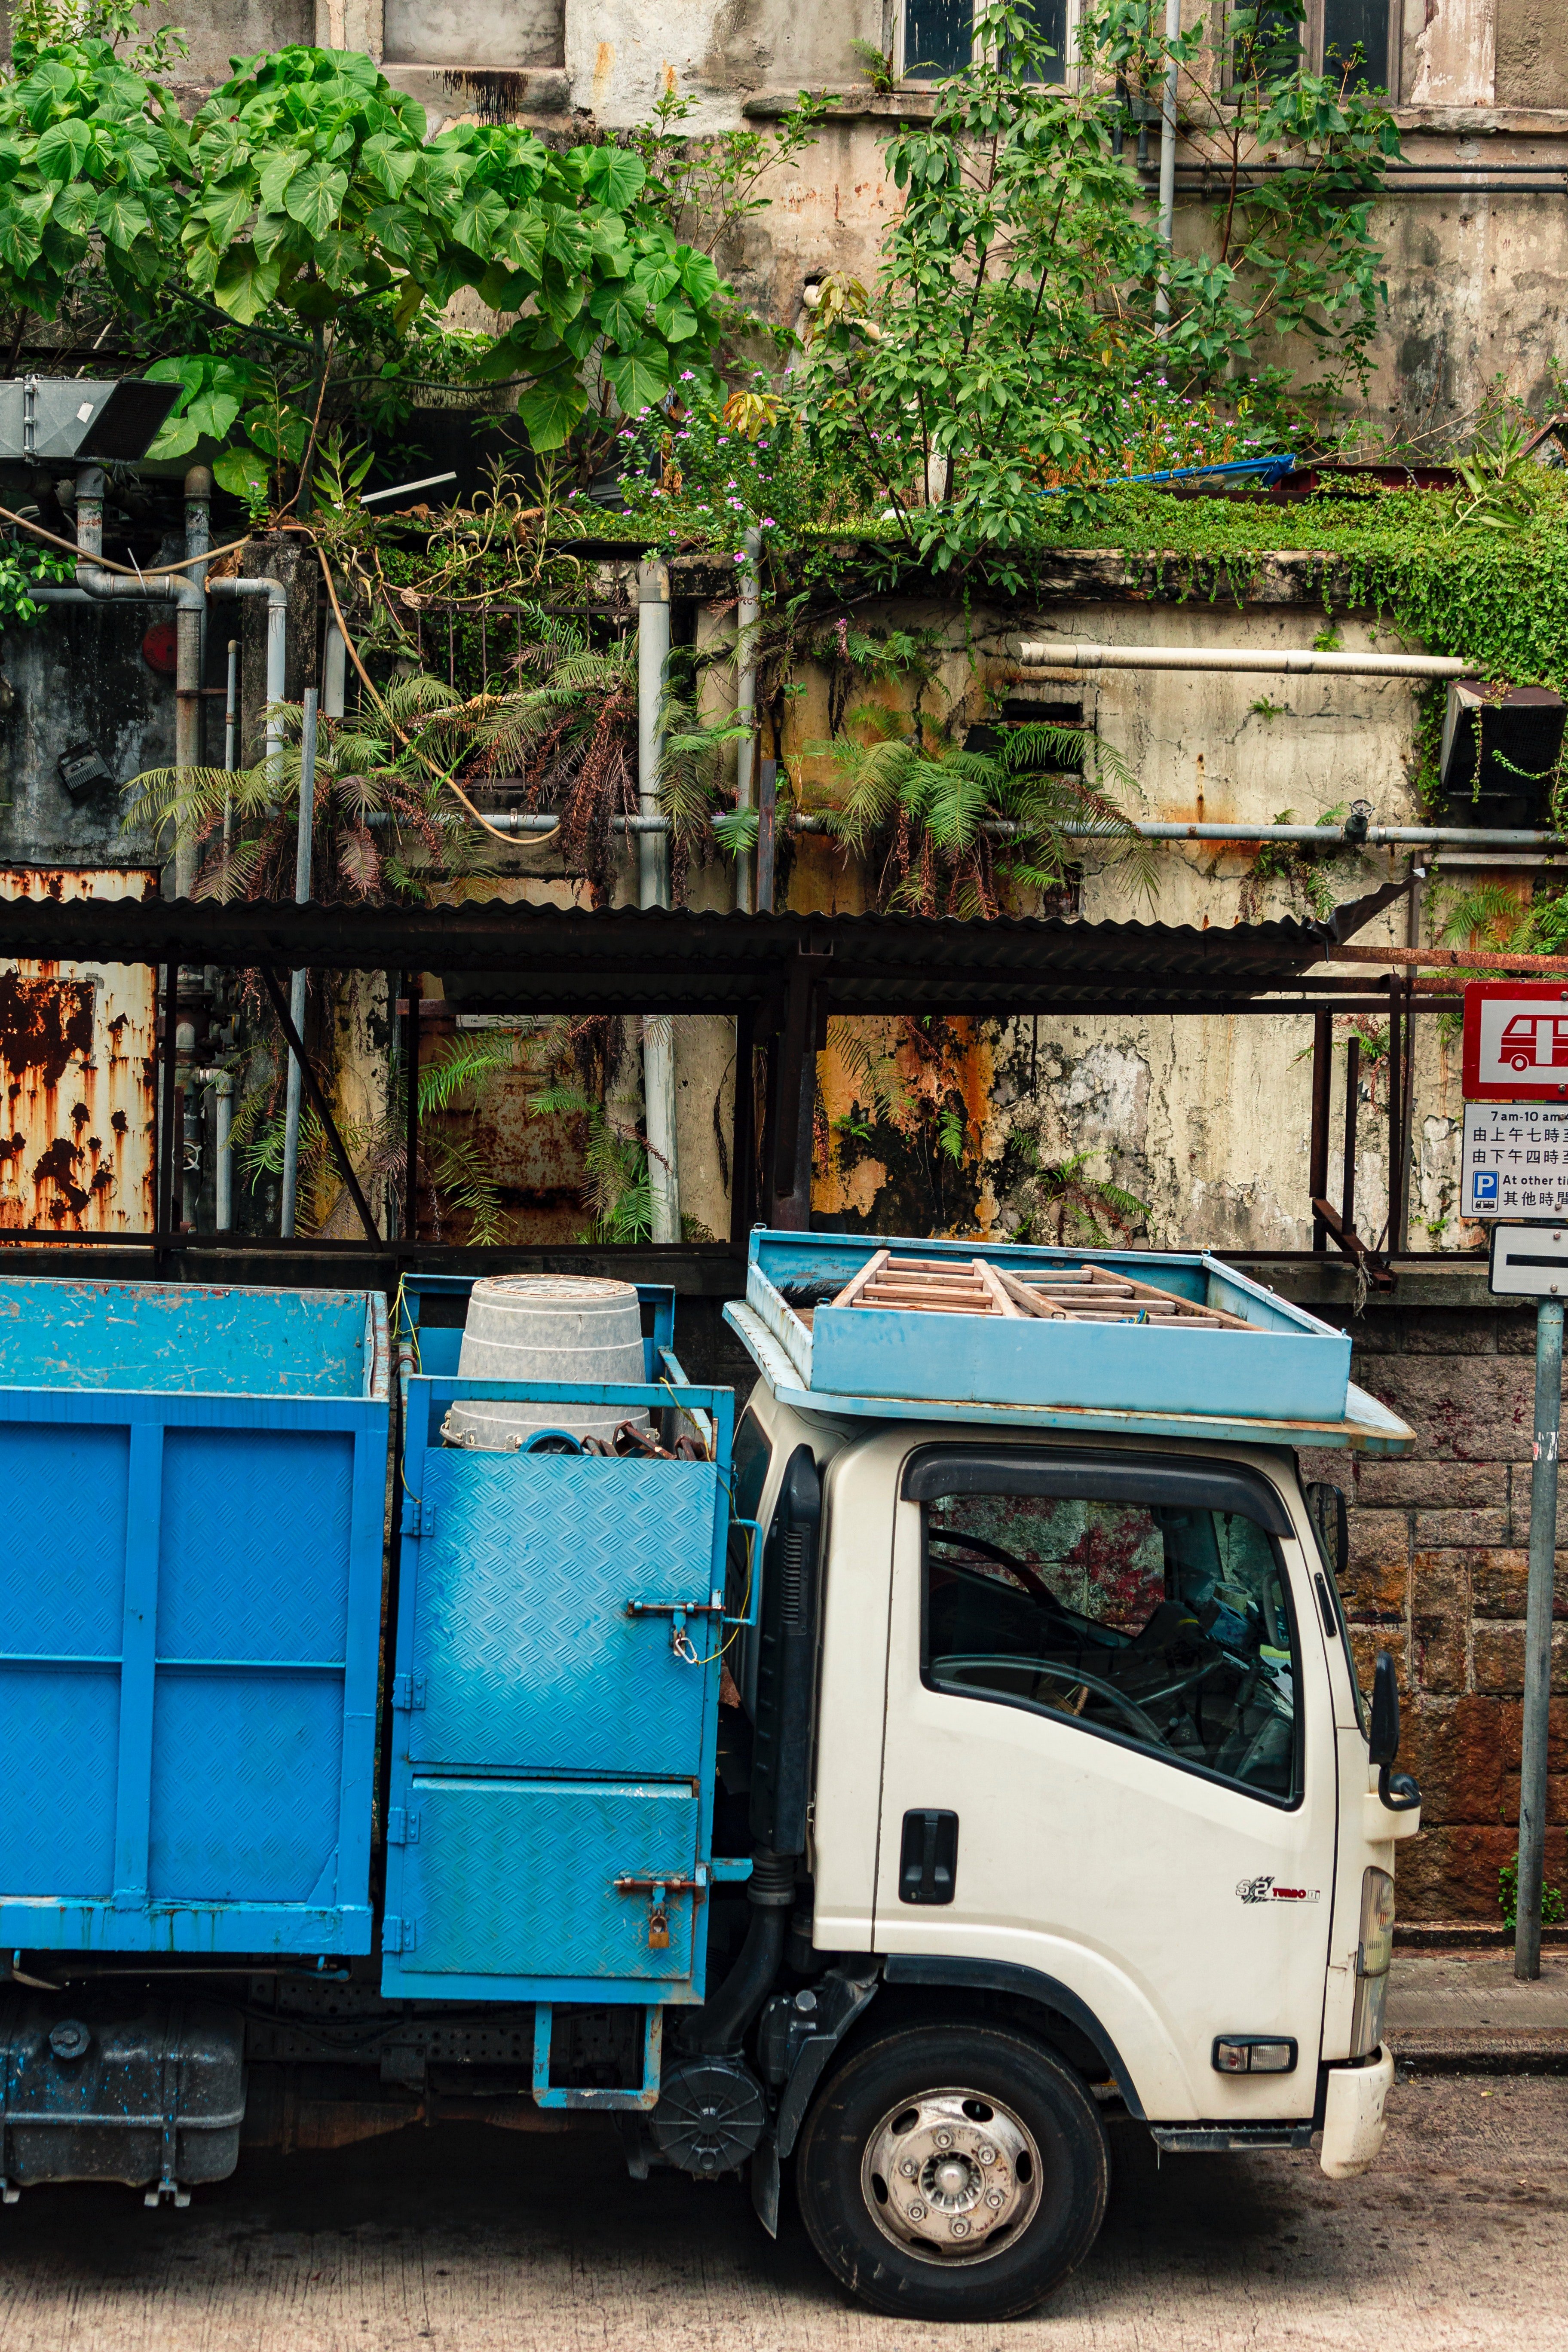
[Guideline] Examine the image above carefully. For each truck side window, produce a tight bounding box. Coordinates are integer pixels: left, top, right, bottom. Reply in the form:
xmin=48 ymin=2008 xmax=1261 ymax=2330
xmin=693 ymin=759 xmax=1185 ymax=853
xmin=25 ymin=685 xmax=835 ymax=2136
xmin=920 ymin=1486 xmax=1300 ymax=1803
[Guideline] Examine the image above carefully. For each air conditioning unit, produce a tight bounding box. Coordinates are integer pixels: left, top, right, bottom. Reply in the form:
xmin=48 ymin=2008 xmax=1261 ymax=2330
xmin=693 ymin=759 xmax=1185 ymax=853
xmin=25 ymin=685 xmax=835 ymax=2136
xmin=0 ymin=377 xmax=179 ymax=466
xmin=1439 ymin=680 xmax=1567 ymax=828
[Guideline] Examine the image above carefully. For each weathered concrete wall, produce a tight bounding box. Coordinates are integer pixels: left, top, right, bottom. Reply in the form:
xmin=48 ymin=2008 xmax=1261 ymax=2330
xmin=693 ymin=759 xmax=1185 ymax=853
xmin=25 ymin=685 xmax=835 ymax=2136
xmin=717 ymin=570 xmax=1459 ymax=1254
xmin=0 ymin=604 xmax=168 ymax=872
xmin=1291 ymin=1262 xmax=1568 ymax=1924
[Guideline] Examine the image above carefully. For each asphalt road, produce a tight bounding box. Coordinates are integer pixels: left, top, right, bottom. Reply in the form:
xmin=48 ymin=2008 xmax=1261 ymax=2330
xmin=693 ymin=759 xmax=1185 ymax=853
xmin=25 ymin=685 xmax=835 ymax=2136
xmin=1 ymin=2074 xmax=1565 ymax=2350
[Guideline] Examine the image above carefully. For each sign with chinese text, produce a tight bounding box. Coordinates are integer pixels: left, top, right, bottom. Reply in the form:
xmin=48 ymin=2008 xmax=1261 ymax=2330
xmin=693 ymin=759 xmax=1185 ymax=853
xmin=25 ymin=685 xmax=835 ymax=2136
xmin=1462 ymin=1102 xmax=1568 ymax=1219
xmin=1462 ymin=982 xmax=1568 ymax=1102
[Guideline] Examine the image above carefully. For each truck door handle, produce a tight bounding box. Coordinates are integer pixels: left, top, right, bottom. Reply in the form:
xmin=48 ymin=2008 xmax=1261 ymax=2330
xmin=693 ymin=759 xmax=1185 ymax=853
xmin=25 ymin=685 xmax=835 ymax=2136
xmin=898 ymin=1809 xmax=958 ymax=1905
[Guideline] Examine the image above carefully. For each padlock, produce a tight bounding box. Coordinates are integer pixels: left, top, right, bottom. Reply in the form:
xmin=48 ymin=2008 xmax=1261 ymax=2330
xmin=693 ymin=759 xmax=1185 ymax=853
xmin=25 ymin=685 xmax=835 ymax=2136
xmin=648 ymin=1902 xmax=671 ymax=1951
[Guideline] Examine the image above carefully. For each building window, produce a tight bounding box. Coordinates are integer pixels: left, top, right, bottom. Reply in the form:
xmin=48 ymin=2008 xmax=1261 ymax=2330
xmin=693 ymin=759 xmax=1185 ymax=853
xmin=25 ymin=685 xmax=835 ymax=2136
xmin=1232 ymin=0 xmax=1396 ymax=95
xmin=902 ymin=0 xmax=1073 ymax=84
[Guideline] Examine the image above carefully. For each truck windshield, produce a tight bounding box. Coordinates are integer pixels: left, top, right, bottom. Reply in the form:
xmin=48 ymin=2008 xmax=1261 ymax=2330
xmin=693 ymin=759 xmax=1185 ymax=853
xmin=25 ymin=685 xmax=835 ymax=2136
xmin=921 ymin=1486 xmax=1299 ymax=1803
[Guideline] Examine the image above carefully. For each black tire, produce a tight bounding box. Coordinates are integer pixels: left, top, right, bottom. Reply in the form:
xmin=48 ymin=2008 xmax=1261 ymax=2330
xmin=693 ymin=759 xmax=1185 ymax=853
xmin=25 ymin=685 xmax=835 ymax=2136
xmin=794 ymin=2022 xmax=1109 ymax=2322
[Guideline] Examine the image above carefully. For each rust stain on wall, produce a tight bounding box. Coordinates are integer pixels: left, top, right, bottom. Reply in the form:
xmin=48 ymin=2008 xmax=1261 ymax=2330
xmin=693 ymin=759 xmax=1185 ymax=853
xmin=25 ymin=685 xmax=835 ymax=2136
xmin=0 ymin=869 xmax=156 ymax=1234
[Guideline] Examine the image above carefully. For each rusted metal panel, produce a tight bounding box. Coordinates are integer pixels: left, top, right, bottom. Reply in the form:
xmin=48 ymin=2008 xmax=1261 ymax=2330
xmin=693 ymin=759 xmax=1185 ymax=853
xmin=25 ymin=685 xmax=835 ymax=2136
xmin=0 ymin=868 xmax=156 ymax=1233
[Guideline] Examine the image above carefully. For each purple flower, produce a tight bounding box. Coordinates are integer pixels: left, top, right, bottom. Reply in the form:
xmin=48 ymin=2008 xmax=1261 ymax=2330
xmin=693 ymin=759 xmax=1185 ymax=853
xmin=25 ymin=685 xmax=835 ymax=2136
xmin=761 ymin=516 xmax=777 ymax=528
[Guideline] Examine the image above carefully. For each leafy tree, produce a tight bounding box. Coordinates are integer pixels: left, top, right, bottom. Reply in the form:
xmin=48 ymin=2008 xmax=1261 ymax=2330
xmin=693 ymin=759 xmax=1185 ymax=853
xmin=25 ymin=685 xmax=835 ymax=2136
xmin=791 ymin=0 xmax=1398 ymax=572
xmin=0 ymin=34 xmax=731 ymax=490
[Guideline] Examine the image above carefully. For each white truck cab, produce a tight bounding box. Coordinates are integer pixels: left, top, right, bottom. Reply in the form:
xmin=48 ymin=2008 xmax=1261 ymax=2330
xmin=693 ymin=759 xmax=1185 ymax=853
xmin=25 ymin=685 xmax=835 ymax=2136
xmin=722 ymin=1234 xmax=1419 ymax=2321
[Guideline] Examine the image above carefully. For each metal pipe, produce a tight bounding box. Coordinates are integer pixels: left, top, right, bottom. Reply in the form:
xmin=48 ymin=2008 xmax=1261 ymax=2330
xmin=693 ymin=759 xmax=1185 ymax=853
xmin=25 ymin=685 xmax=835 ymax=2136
xmin=223 ymin=638 xmax=238 ymax=856
xmin=638 ymin=559 xmax=679 ymax=1245
xmin=279 ymin=686 xmax=318 ymax=1241
xmin=1012 ymin=641 xmax=1473 ymax=678
xmin=377 ymin=809 xmax=1568 ymax=851
xmin=323 ymin=619 xmax=347 ymax=719
xmin=181 ymin=464 xmax=211 ymax=901
xmin=735 ymin=526 xmax=761 ymax=915
xmin=1154 ymin=0 xmax=1180 ymax=328
xmin=1517 ymin=1293 xmax=1564 ymax=1981
xmin=208 ymin=576 xmax=288 ymax=781
xmin=190 ymin=1067 xmax=233 ymax=1231
xmin=73 ymin=464 xmax=205 ymax=893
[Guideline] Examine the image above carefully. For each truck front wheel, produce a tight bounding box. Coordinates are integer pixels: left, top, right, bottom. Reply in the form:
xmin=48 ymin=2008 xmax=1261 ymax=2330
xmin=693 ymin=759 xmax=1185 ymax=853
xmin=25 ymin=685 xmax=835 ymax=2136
xmin=794 ymin=2023 xmax=1109 ymax=2321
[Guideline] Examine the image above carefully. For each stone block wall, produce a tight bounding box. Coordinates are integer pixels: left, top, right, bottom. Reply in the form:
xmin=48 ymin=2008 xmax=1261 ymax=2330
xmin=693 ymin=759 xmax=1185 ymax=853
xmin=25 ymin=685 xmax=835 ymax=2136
xmin=1290 ymin=1266 xmax=1568 ymax=1926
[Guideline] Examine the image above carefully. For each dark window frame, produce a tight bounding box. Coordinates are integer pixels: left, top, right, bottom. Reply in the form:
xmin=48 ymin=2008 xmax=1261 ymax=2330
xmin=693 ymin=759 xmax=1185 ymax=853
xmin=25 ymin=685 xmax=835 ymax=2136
xmin=911 ymin=1447 xmax=1306 ymax=1810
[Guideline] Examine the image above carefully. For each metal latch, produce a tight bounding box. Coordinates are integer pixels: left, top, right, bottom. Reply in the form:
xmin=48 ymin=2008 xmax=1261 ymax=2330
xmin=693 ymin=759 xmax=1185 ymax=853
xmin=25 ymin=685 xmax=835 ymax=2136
xmin=626 ymin=1596 xmax=723 ymax=1662
xmin=391 ymin=1674 xmax=426 ymax=1711
xmin=613 ymin=1871 xmax=707 ymax=1953
xmin=401 ymin=1496 xmax=436 ymax=1537
xmin=387 ymin=1808 xmax=420 ymax=1845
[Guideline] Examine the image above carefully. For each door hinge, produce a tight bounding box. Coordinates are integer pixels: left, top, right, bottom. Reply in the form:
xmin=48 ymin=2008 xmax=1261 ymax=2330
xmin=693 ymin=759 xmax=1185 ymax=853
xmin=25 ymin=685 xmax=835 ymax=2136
xmin=383 ymin=1914 xmax=416 ymax=1955
xmin=401 ymin=1496 xmax=436 ymax=1537
xmin=391 ymin=1673 xmax=426 ymax=1711
xmin=386 ymin=1807 xmax=420 ymax=1846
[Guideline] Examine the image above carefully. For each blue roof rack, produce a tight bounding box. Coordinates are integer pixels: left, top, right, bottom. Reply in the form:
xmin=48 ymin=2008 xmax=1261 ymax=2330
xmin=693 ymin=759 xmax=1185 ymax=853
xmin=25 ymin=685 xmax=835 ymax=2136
xmin=723 ymin=1230 xmax=1414 ymax=1455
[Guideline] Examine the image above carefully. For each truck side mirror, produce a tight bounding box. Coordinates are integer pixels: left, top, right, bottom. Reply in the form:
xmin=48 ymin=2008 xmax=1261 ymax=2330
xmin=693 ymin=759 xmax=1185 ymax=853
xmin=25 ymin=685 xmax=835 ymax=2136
xmin=1369 ymin=1649 xmax=1421 ymax=1812
xmin=1305 ymin=1479 xmax=1349 ymax=1585
xmin=1368 ymin=1650 xmax=1400 ymax=1764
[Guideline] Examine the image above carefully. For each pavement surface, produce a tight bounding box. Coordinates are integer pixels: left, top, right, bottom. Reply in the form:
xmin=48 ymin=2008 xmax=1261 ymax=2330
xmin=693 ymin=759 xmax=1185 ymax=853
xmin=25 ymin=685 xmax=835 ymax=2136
xmin=1 ymin=2074 xmax=1566 ymax=2351
xmin=1388 ymin=1947 xmax=1568 ymax=2070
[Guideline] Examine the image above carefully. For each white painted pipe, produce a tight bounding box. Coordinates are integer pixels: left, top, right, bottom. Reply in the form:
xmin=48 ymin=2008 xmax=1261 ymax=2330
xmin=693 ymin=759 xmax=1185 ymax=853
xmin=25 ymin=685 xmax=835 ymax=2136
xmin=735 ymin=526 xmax=761 ymax=915
xmin=637 ymin=559 xmax=679 ymax=1245
xmin=1014 ymin=640 xmax=1474 ymax=678
xmin=279 ymin=687 xmax=318 ymax=1242
xmin=208 ymin=576 xmax=288 ymax=781
xmin=323 ymin=619 xmax=346 ymax=718
xmin=1155 ymin=0 xmax=1180 ymax=327
xmin=190 ymin=1067 xmax=233 ymax=1230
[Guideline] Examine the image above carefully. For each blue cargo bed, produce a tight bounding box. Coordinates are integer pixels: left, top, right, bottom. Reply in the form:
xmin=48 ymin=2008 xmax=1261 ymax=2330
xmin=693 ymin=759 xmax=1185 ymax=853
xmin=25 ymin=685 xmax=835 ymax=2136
xmin=0 ymin=1277 xmax=389 ymax=1956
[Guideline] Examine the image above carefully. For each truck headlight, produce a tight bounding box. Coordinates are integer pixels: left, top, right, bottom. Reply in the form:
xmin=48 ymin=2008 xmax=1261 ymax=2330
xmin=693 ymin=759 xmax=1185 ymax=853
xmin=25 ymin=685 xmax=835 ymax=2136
xmin=1350 ymin=1866 xmax=1395 ymax=2057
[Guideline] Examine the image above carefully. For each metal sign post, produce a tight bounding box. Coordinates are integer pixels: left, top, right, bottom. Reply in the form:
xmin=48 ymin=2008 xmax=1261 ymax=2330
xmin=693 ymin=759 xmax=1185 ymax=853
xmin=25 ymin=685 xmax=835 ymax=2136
xmin=1488 ymin=1223 xmax=1568 ymax=1979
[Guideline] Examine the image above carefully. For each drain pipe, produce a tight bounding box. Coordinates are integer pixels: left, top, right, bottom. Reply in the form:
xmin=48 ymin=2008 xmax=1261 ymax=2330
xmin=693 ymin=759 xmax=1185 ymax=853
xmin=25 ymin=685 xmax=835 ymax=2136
xmin=735 ymin=527 xmax=761 ymax=915
xmin=208 ymin=576 xmax=288 ymax=781
xmin=279 ymin=686 xmax=318 ymax=1241
xmin=1154 ymin=0 xmax=1180 ymax=328
xmin=189 ymin=1068 xmax=234 ymax=1229
xmin=637 ymin=559 xmax=680 ymax=1244
xmin=74 ymin=464 xmax=206 ymax=893
xmin=1010 ymin=642 xmax=1473 ymax=680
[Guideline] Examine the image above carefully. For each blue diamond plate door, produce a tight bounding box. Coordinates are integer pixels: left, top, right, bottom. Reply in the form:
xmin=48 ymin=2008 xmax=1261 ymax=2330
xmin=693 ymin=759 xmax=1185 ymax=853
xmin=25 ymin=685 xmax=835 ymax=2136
xmin=383 ymin=1370 xmax=734 ymax=2002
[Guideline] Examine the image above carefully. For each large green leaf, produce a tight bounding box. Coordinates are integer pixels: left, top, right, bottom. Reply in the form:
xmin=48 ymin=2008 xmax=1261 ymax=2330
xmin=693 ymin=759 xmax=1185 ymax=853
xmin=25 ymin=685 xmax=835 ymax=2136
xmin=585 ymin=145 xmax=646 ymax=212
xmin=515 ymin=372 xmax=587 ymax=451
xmin=450 ymin=186 xmax=508 ymax=255
xmin=213 ymin=242 xmax=282 ymax=323
xmin=631 ymin=256 xmax=682 ymax=305
xmin=212 ymin=443 xmax=270 ymax=501
xmin=602 ymin=337 xmax=670 ymax=414
xmin=589 ymin=282 xmax=647 ymax=344
xmin=95 ymin=189 xmax=151 ymax=252
xmin=257 ymin=148 xmax=305 ymax=209
xmin=49 ymin=181 xmax=98 ymax=237
xmin=144 ymin=413 xmax=202 ymax=460
xmin=654 ymin=296 xmax=699 ymax=343
xmin=283 ymin=158 xmax=349 ymax=239
xmin=679 ymin=250 xmax=721 ymax=309
xmin=199 ymin=176 xmax=255 ymax=251
xmin=33 ymin=118 xmax=91 ymax=185
xmin=361 ymin=129 xmax=419 ymax=197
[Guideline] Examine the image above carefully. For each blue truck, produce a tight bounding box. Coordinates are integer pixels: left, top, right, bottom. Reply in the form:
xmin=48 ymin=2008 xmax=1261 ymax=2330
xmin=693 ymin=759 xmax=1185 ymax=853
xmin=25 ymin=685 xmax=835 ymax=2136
xmin=0 ymin=1234 xmax=1421 ymax=2321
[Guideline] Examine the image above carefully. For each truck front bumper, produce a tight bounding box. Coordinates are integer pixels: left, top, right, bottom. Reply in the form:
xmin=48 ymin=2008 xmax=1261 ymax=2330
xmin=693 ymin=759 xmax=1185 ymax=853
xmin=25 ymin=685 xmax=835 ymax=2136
xmin=1319 ymin=2047 xmax=1395 ymax=2178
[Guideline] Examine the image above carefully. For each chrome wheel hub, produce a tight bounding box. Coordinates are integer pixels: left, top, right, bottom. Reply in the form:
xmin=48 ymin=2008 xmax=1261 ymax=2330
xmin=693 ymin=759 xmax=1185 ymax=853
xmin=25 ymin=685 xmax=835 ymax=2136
xmin=861 ymin=2089 xmax=1041 ymax=2264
